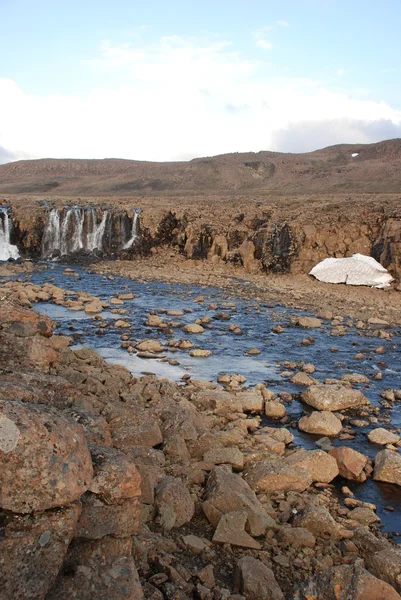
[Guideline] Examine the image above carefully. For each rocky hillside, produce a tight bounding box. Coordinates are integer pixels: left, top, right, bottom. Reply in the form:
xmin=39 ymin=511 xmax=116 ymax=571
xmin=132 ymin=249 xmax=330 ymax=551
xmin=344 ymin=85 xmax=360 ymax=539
xmin=1 ymin=139 xmax=401 ymax=195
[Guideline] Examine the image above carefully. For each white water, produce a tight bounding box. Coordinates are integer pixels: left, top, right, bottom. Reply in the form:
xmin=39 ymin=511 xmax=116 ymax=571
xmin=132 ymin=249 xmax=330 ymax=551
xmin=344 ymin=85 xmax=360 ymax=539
xmin=0 ymin=207 xmax=20 ymax=261
xmin=123 ymin=211 xmax=139 ymax=249
xmin=42 ymin=207 xmax=110 ymax=257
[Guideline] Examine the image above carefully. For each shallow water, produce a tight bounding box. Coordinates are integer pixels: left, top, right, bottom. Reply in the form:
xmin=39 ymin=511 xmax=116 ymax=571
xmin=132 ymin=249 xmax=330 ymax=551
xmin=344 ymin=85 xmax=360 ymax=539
xmin=28 ymin=264 xmax=401 ymax=540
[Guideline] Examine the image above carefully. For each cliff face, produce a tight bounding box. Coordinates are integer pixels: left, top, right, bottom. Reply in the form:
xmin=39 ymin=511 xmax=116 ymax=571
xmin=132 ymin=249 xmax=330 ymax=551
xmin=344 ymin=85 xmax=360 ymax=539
xmin=3 ymin=194 xmax=401 ymax=281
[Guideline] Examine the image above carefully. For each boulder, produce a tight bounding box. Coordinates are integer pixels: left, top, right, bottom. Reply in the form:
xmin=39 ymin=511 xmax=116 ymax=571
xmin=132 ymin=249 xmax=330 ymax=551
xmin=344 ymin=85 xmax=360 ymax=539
xmin=0 ymin=503 xmax=81 ymax=600
xmin=265 ymin=400 xmax=286 ymax=419
xmin=182 ymin=323 xmax=205 ymax=334
xmin=290 ymin=372 xmax=318 ymax=386
xmin=302 ymin=384 xmax=370 ymax=411
xmin=329 ymin=446 xmax=369 ymax=482
xmin=284 ymin=449 xmax=339 ymax=483
xmin=234 ymin=556 xmax=284 ymax=600
xmin=368 ymin=548 xmax=401 ymax=593
xmin=374 ymin=450 xmax=401 ymax=486
xmin=0 ymin=400 xmax=93 ymax=513
xmin=368 ymin=428 xmax=400 ymax=446
xmin=277 ymin=526 xmax=316 ymax=548
xmin=89 ymin=446 xmax=141 ymax=504
xmin=203 ymin=447 xmax=244 ymax=471
xmin=75 ymin=494 xmax=140 ymax=539
xmin=298 ymin=410 xmax=342 ymax=436
xmin=301 ymin=563 xmax=401 ymax=600
xmin=244 ymin=459 xmax=312 ymax=493
xmin=104 ymin=405 xmax=163 ymax=449
xmin=155 ymin=477 xmax=195 ymax=530
xmin=189 ymin=349 xmax=212 ymax=358
xmin=296 ymin=506 xmax=348 ymax=540
xmin=212 ymin=511 xmax=261 ymax=550
xmin=135 ymin=339 xmax=164 ymax=353
xmin=46 ymin=537 xmax=144 ymax=600
xmin=295 ymin=316 xmax=322 ymax=328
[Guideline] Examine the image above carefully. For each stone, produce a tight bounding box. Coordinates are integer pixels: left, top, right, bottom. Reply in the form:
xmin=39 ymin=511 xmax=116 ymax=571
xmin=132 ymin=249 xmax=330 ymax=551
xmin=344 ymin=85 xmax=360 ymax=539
xmin=234 ymin=556 xmax=284 ymax=600
xmin=114 ymin=319 xmax=131 ymax=328
xmin=301 ymin=563 xmax=401 ymax=600
xmin=182 ymin=535 xmax=207 ymax=555
xmin=329 ymin=446 xmax=369 ymax=482
xmin=253 ymin=434 xmax=285 ymax=455
xmin=237 ymin=389 xmax=264 ymax=412
xmin=298 ymin=410 xmax=342 ymax=436
xmin=136 ymin=339 xmax=164 ymax=352
xmin=89 ymin=446 xmax=141 ymax=504
xmin=374 ymin=449 xmax=401 ymax=486
xmin=284 ymin=449 xmax=339 ymax=483
xmin=265 ymin=400 xmax=286 ymax=419
xmin=190 ymin=349 xmax=212 ymax=358
xmin=76 ymin=494 xmax=140 ymax=539
xmin=277 ymin=526 xmax=316 ymax=548
xmin=302 ymin=384 xmax=370 ymax=411
xmin=203 ymin=447 xmax=244 ymax=471
xmin=212 ymin=511 xmax=261 ymax=550
xmin=155 ymin=477 xmax=195 ymax=530
xmin=0 ymin=400 xmax=93 ymax=513
xmin=368 ymin=549 xmax=401 ymax=593
xmin=368 ymin=428 xmax=400 ymax=446
xmin=290 ymin=372 xmax=318 ymax=386
xmin=85 ymin=301 xmax=103 ymax=314
xmin=194 ymin=389 xmax=243 ymax=416
xmin=296 ymin=506 xmax=347 ymax=540
xmin=202 ymin=466 xmax=276 ymax=537
xmin=182 ymin=323 xmax=205 ymax=334
xmin=244 ymin=459 xmax=312 ymax=493
xmin=0 ymin=503 xmax=81 ymax=600
xmin=347 ymin=507 xmax=379 ymax=524
xmin=295 ymin=316 xmax=322 ymax=328
xmin=262 ymin=427 xmax=294 ymax=444
xmin=46 ymin=537 xmax=144 ymax=600
xmin=146 ymin=314 xmax=164 ymax=327
xmin=104 ymin=405 xmax=163 ymax=449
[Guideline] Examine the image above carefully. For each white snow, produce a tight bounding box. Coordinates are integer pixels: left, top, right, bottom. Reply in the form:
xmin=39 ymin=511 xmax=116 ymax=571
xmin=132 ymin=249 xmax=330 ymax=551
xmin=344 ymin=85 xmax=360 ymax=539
xmin=351 ymin=153 xmax=359 ymax=157
xmin=309 ymin=253 xmax=393 ymax=288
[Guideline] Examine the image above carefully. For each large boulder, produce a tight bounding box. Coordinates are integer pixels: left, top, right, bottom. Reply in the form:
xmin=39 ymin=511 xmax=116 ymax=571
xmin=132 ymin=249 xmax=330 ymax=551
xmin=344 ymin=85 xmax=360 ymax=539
xmin=0 ymin=503 xmax=81 ymax=600
xmin=302 ymin=384 xmax=370 ymax=411
xmin=46 ymin=537 xmax=144 ymax=600
xmin=368 ymin=428 xmax=401 ymax=446
xmin=234 ymin=556 xmax=284 ymax=600
xmin=0 ymin=400 xmax=93 ymax=513
xmin=284 ymin=449 xmax=339 ymax=483
xmin=374 ymin=450 xmax=401 ymax=486
xmin=244 ymin=459 xmax=312 ymax=493
xmin=329 ymin=446 xmax=369 ymax=482
xmin=155 ymin=476 xmax=195 ymax=530
xmin=301 ymin=563 xmax=401 ymax=600
xmin=298 ymin=410 xmax=342 ymax=436
xmin=203 ymin=465 xmax=277 ymax=537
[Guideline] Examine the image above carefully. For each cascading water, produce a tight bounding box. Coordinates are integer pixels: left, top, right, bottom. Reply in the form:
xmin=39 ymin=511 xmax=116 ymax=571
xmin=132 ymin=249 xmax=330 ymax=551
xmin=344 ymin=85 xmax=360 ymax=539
xmin=123 ymin=210 xmax=141 ymax=249
xmin=0 ymin=207 xmax=20 ymax=261
xmin=42 ymin=207 xmax=110 ymax=258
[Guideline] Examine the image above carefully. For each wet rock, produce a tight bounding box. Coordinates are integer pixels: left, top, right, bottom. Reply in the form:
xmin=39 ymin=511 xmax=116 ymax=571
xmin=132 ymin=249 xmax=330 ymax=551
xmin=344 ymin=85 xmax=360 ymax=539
xmin=233 ymin=556 xmax=284 ymax=600
xmin=329 ymin=446 xmax=369 ymax=482
xmin=47 ymin=537 xmax=144 ymax=600
xmin=0 ymin=503 xmax=81 ymax=600
xmin=265 ymin=400 xmax=286 ymax=419
xmin=190 ymin=349 xmax=212 ymax=358
xmin=212 ymin=511 xmax=261 ymax=550
xmin=302 ymin=383 xmax=370 ymax=411
xmin=182 ymin=323 xmax=205 ymax=334
xmin=368 ymin=428 xmax=401 ymax=446
xmin=290 ymin=372 xmax=318 ymax=386
xmin=136 ymin=339 xmax=164 ymax=352
xmin=295 ymin=316 xmax=322 ymax=328
xmin=244 ymin=459 xmax=312 ymax=493
xmin=284 ymin=449 xmax=339 ymax=483
xmin=301 ymin=563 xmax=401 ymax=600
xmin=373 ymin=449 xmax=401 ymax=486
xmin=342 ymin=372 xmax=370 ymax=384
xmin=155 ymin=476 xmax=195 ymax=530
xmin=114 ymin=319 xmax=131 ymax=328
xmin=298 ymin=410 xmax=343 ymax=436
xmin=203 ymin=466 xmax=276 ymax=536
xmin=0 ymin=400 xmax=93 ymax=513
xmin=89 ymin=446 xmax=141 ymax=504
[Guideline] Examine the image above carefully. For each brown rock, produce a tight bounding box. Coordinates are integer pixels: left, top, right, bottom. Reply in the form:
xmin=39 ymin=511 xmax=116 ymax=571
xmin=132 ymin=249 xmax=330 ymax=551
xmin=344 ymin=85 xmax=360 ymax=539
xmin=234 ymin=556 xmax=284 ymax=600
xmin=75 ymin=494 xmax=140 ymax=539
xmin=374 ymin=449 xmax=401 ymax=486
xmin=329 ymin=446 xmax=369 ymax=482
xmin=244 ymin=459 xmax=312 ymax=493
xmin=0 ymin=400 xmax=93 ymax=513
xmin=212 ymin=511 xmax=261 ymax=550
xmin=302 ymin=384 xmax=370 ymax=411
xmin=277 ymin=526 xmax=316 ymax=548
xmin=0 ymin=503 xmax=81 ymax=600
xmin=298 ymin=410 xmax=342 ymax=436
xmin=295 ymin=316 xmax=322 ymax=328
xmin=155 ymin=476 xmax=195 ymax=530
xmin=368 ymin=428 xmax=400 ymax=446
xmin=265 ymin=400 xmax=286 ymax=419
xmin=296 ymin=506 xmax=347 ymax=540
xmin=104 ymin=405 xmax=163 ymax=449
xmin=89 ymin=446 xmax=141 ymax=504
xmin=284 ymin=449 xmax=339 ymax=483
xmin=203 ymin=447 xmax=244 ymax=470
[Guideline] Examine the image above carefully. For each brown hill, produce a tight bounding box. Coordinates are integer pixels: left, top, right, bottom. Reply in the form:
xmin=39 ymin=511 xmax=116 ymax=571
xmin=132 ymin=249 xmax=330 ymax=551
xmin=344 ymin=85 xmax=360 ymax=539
xmin=1 ymin=139 xmax=401 ymax=196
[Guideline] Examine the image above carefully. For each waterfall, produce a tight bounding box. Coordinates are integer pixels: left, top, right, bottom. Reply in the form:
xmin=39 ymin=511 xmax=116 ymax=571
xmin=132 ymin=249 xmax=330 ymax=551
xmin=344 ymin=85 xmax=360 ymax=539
xmin=42 ymin=207 xmax=109 ymax=257
xmin=0 ymin=207 xmax=20 ymax=261
xmin=123 ymin=210 xmax=140 ymax=249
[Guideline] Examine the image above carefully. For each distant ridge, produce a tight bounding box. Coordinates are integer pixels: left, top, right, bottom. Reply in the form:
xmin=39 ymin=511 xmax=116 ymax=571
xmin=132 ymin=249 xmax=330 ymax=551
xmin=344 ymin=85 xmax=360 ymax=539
xmin=1 ymin=138 xmax=401 ymax=196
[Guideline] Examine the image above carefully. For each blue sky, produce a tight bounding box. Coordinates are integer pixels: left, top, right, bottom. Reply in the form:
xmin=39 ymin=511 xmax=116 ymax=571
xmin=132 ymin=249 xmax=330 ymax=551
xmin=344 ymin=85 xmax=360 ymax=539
xmin=0 ymin=0 xmax=400 ymax=162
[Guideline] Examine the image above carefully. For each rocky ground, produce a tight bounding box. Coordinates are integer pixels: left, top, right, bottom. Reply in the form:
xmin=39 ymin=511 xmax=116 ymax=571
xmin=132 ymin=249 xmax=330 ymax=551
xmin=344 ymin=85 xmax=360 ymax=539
xmin=1 ymin=264 xmax=401 ymax=600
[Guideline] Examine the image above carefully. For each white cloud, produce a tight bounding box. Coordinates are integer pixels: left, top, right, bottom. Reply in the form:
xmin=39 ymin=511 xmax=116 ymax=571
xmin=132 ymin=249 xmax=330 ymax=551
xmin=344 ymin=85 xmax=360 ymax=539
xmin=0 ymin=36 xmax=400 ymax=162
xmin=256 ymin=39 xmax=273 ymax=50
xmin=277 ymin=20 xmax=289 ymax=27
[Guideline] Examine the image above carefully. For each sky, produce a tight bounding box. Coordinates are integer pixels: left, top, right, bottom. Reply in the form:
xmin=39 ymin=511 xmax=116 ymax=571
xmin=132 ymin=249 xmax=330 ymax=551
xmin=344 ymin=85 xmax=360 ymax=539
xmin=0 ymin=0 xmax=401 ymax=163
